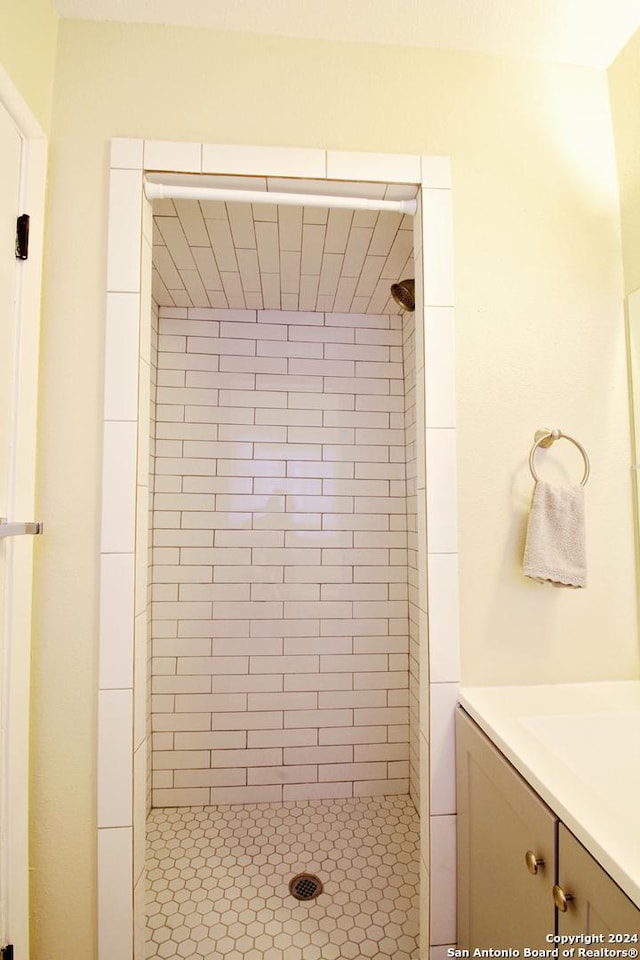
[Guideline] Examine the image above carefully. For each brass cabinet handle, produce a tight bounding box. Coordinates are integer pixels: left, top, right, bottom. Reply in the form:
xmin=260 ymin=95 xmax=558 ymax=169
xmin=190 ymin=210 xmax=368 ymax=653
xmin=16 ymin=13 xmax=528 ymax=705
xmin=525 ymin=850 xmax=544 ymax=875
xmin=553 ymin=884 xmax=574 ymax=912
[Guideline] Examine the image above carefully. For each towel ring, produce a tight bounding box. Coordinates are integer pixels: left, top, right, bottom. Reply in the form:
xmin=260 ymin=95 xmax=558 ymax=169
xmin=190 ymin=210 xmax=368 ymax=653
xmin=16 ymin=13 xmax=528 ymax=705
xmin=529 ymin=428 xmax=590 ymax=486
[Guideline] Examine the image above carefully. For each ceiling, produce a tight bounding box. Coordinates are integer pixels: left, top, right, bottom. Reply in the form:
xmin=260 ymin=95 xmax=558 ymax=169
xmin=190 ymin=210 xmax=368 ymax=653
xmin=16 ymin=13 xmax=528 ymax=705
xmin=52 ymin=0 xmax=640 ymax=70
xmin=151 ymin=178 xmax=416 ymax=315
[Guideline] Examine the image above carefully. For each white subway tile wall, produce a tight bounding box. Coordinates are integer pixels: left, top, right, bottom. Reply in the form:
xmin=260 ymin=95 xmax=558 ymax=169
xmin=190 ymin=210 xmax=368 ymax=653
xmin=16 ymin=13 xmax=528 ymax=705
xmin=403 ymin=306 xmax=420 ymax=810
xmin=150 ymin=306 xmax=417 ymax=804
xmin=145 ymin=299 xmax=159 ymax=813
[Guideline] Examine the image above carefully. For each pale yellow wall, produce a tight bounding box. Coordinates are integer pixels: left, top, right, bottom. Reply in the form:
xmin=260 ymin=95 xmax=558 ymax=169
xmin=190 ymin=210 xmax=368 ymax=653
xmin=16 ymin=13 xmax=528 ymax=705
xmin=33 ymin=19 xmax=639 ymax=959
xmin=609 ymin=27 xmax=640 ymax=296
xmin=0 ymin=0 xmax=58 ymax=132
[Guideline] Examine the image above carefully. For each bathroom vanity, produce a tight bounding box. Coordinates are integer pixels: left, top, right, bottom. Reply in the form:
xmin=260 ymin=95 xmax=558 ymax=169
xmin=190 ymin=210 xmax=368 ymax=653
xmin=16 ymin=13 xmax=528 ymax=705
xmin=456 ymin=683 xmax=640 ymax=949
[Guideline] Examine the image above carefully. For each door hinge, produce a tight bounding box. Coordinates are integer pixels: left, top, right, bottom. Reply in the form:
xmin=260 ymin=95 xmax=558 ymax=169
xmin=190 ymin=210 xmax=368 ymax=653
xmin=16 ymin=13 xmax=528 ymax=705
xmin=15 ymin=214 xmax=29 ymax=260
xmin=1 ymin=945 xmax=14 ymax=960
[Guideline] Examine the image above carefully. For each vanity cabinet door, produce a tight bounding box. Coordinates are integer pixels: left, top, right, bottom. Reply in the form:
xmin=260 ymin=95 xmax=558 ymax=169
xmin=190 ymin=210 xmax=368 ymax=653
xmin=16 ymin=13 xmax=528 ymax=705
xmin=456 ymin=708 xmax=557 ymax=950
xmin=556 ymin=825 xmax=640 ymax=936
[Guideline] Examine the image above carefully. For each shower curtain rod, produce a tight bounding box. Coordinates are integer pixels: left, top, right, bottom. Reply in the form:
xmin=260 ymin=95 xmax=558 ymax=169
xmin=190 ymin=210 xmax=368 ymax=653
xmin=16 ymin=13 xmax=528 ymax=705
xmin=144 ymin=180 xmax=417 ymax=215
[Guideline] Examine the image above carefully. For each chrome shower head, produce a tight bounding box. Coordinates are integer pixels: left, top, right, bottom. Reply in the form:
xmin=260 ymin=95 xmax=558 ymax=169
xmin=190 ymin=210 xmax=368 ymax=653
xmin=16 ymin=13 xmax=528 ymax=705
xmin=390 ymin=278 xmax=415 ymax=312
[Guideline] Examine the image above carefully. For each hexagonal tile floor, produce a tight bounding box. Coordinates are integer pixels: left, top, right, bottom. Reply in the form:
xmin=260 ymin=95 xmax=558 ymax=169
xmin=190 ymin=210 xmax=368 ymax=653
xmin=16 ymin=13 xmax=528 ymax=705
xmin=146 ymin=795 xmax=419 ymax=959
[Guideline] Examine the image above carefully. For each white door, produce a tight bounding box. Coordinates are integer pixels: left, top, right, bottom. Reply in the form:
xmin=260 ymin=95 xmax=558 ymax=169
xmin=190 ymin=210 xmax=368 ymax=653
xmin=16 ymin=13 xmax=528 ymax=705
xmin=0 ymin=96 xmax=41 ymax=959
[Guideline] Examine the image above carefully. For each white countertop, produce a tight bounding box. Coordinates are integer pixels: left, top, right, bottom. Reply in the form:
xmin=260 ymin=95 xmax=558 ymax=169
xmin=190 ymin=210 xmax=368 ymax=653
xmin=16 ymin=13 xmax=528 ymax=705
xmin=459 ymin=681 xmax=640 ymax=908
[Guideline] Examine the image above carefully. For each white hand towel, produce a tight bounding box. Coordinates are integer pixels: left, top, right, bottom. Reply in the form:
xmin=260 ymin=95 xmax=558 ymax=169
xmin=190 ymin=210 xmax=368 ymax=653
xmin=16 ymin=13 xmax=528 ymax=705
xmin=523 ymin=480 xmax=586 ymax=588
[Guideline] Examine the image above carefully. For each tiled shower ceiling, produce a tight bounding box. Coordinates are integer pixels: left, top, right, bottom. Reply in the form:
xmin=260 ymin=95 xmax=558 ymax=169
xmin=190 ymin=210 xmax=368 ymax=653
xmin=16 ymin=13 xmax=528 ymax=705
xmin=151 ymin=178 xmax=416 ymax=315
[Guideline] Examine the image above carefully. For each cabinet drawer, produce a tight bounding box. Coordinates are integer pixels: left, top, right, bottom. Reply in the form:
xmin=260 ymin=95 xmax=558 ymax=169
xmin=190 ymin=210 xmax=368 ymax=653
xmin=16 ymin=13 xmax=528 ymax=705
xmin=456 ymin=707 xmax=557 ymax=949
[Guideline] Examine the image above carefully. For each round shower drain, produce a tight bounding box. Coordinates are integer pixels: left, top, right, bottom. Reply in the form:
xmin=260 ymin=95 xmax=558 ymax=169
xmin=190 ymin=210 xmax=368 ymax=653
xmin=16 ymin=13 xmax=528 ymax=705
xmin=289 ymin=872 xmax=323 ymax=901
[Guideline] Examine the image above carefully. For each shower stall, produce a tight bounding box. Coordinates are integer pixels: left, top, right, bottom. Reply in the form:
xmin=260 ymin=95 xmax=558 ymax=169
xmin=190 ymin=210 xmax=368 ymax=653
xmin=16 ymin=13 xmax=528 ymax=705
xmin=146 ymin=188 xmax=423 ymax=957
xmin=97 ymin=140 xmax=458 ymax=960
